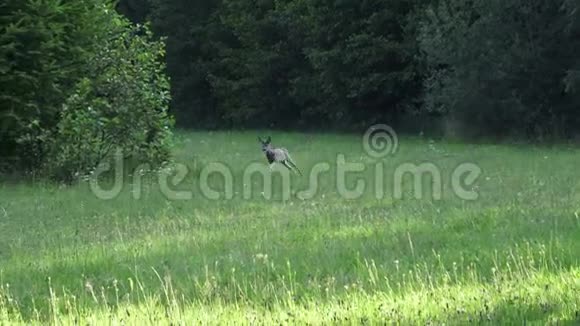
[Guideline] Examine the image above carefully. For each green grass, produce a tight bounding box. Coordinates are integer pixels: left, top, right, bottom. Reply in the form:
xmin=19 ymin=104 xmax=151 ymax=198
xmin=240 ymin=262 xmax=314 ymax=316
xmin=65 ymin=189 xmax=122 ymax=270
xmin=0 ymin=130 xmax=579 ymax=324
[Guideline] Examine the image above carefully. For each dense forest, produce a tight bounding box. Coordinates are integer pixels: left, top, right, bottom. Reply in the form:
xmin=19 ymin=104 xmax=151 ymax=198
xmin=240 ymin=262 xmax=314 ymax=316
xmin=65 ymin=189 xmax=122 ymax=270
xmin=119 ymin=0 xmax=580 ymax=135
xmin=1 ymin=0 xmax=579 ymax=180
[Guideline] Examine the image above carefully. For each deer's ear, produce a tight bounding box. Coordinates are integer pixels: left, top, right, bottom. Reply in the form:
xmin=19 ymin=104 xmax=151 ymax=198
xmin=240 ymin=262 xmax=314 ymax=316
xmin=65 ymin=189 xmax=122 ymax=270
xmin=257 ymin=137 xmax=263 ymax=143
xmin=266 ymin=136 xmax=271 ymax=144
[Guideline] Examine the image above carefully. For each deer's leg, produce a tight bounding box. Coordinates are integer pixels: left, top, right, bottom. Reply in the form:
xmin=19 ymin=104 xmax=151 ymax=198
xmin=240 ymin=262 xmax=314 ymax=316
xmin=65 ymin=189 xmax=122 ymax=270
xmin=282 ymin=161 xmax=294 ymax=172
xmin=285 ymin=160 xmax=302 ymax=176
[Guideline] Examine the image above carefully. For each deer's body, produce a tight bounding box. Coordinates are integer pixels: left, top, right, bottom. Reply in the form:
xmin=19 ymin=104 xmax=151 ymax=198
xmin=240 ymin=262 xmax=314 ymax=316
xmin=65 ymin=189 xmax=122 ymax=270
xmin=259 ymin=137 xmax=302 ymax=176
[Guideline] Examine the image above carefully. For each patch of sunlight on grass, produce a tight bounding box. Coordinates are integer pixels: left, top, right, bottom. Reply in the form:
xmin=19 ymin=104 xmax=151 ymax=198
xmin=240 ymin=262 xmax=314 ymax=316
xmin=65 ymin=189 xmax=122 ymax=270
xmin=1 ymin=131 xmax=580 ymax=324
xmin=4 ymin=268 xmax=577 ymax=325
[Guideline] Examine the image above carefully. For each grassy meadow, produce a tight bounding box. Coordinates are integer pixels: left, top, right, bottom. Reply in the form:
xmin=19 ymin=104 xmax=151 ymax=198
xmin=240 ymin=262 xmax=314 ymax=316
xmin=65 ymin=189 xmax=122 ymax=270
xmin=0 ymin=130 xmax=579 ymax=324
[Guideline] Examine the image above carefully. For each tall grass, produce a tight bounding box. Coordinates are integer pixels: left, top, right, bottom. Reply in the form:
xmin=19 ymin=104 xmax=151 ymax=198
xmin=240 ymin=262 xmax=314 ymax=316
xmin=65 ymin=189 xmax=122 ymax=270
xmin=0 ymin=131 xmax=579 ymax=324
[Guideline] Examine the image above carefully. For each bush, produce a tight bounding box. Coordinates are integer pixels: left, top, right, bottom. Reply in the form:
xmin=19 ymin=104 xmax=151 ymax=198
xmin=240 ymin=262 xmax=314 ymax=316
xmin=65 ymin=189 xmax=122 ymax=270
xmin=0 ymin=0 xmax=173 ymax=181
xmin=46 ymin=20 xmax=173 ymax=181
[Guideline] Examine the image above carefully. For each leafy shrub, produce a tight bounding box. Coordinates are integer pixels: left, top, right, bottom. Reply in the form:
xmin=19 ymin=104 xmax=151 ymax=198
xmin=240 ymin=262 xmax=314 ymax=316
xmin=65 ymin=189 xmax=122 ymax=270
xmin=47 ymin=20 xmax=172 ymax=181
xmin=0 ymin=0 xmax=173 ymax=181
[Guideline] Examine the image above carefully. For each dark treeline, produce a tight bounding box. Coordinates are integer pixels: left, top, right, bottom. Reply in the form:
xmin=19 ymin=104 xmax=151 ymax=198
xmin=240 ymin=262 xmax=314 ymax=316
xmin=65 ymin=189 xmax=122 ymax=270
xmin=1 ymin=0 xmax=579 ymax=180
xmin=118 ymin=0 xmax=580 ymax=138
xmin=119 ymin=0 xmax=426 ymax=131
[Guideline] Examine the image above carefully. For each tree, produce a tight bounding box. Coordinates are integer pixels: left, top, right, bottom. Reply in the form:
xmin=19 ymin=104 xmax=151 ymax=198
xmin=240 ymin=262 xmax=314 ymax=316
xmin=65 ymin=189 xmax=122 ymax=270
xmin=419 ymin=0 xmax=580 ymax=138
xmin=208 ymin=0 xmax=309 ymax=128
xmin=206 ymin=0 xmax=424 ymax=129
xmin=149 ymin=0 xmax=221 ymax=128
xmin=0 ymin=0 xmax=173 ymax=180
xmin=0 ymin=0 xmax=91 ymax=169
xmin=297 ymin=0 xmax=423 ymax=128
xmin=116 ymin=0 xmax=150 ymax=23
xmin=47 ymin=20 xmax=173 ymax=181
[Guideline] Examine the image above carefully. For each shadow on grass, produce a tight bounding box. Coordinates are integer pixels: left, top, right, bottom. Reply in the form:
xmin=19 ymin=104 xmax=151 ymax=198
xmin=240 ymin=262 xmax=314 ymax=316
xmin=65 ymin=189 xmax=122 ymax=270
xmin=483 ymin=300 xmax=580 ymax=325
xmin=1 ymin=203 xmax=578 ymax=323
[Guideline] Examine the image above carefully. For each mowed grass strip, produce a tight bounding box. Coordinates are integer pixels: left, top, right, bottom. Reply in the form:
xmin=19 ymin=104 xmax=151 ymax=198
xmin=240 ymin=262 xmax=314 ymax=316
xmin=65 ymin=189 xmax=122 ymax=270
xmin=0 ymin=131 xmax=579 ymax=324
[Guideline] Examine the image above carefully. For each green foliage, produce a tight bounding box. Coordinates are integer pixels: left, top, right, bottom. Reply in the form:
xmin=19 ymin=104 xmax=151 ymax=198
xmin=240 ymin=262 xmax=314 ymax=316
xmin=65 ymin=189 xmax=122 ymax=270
xmin=47 ymin=21 xmax=172 ymax=181
xmin=1 ymin=132 xmax=579 ymax=323
xmin=0 ymin=0 xmax=91 ymax=168
xmin=149 ymin=0 xmax=220 ymax=128
xmin=116 ymin=0 xmax=150 ymax=23
xmin=147 ymin=0 xmax=424 ymax=130
xmin=419 ymin=0 xmax=580 ymax=138
xmin=208 ymin=0 xmax=308 ymax=128
xmin=0 ymin=0 xmax=173 ymax=180
xmin=136 ymin=0 xmax=579 ymax=138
